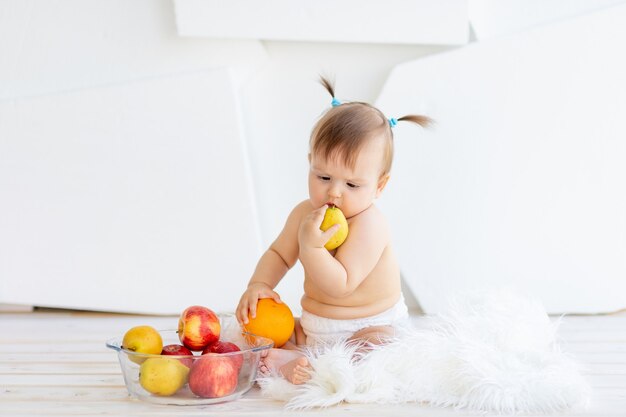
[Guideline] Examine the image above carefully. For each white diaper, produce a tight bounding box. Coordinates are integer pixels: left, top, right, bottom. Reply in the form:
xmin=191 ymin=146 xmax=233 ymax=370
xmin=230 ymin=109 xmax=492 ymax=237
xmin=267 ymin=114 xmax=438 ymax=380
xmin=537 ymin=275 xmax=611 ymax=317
xmin=300 ymin=294 xmax=409 ymax=346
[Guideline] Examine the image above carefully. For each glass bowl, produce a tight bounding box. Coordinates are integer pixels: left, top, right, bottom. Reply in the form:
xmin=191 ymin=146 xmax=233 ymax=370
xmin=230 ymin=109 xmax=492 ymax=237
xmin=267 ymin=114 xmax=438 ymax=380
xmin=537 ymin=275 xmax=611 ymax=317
xmin=106 ymin=326 xmax=273 ymax=405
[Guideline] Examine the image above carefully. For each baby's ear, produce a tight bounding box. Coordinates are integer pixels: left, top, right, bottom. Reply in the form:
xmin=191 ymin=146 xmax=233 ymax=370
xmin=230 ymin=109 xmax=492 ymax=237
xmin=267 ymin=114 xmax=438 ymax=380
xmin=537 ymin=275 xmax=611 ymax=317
xmin=307 ymin=153 xmax=311 ymax=163
xmin=376 ymin=174 xmax=390 ymax=197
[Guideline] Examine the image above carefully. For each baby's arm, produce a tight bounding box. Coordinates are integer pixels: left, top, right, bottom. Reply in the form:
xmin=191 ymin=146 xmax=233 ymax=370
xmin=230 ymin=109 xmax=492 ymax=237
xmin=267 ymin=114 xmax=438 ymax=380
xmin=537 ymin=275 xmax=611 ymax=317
xmin=236 ymin=201 xmax=307 ymax=324
xmin=299 ymin=205 xmax=389 ymax=298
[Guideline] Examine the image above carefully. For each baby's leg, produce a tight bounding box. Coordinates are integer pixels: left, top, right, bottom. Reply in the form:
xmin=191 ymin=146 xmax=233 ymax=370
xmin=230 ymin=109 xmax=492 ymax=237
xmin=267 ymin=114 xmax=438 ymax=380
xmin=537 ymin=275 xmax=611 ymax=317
xmin=279 ymin=355 xmax=312 ymax=384
xmin=348 ymin=325 xmax=396 ymax=350
xmin=263 ymin=326 xmax=395 ymax=383
xmin=258 ymin=317 xmax=313 ymax=384
xmin=281 ymin=318 xmax=307 ymax=350
xmin=294 ymin=318 xmax=307 ymax=345
xmin=258 ymin=349 xmax=312 ymax=384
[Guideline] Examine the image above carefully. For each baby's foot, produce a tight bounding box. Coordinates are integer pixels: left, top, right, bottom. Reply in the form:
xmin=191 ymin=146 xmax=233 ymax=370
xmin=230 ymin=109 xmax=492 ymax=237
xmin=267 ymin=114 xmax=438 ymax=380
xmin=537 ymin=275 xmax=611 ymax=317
xmin=257 ymin=348 xmax=304 ymax=378
xmin=257 ymin=349 xmax=271 ymax=377
xmin=279 ymin=356 xmax=313 ymax=385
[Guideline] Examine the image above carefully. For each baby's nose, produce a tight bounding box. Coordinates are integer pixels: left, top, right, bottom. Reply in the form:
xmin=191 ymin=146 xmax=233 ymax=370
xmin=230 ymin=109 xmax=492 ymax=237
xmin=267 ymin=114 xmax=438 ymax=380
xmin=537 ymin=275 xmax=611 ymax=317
xmin=328 ymin=185 xmax=342 ymax=198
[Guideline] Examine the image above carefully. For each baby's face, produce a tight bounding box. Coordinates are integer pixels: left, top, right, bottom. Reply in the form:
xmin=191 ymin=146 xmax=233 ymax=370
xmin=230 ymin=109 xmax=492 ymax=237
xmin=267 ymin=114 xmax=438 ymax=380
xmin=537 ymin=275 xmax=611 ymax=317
xmin=308 ymin=139 xmax=388 ymax=219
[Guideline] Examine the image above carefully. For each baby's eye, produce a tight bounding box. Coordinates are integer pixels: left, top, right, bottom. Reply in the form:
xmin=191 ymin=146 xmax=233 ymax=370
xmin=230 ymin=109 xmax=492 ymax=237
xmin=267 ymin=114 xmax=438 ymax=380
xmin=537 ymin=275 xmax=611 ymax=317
xmin=318 ymin=176 xmax=331 ymax=181
xmin=347 ymin=182 xmax=359 ymax=188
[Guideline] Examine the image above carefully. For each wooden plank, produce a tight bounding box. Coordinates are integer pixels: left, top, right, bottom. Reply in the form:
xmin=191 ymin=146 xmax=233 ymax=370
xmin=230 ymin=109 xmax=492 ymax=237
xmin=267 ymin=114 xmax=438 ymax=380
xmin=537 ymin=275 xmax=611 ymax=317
xmin=2 ymin=353 xmax=117 ymax=362
xmin=563 ymin=343 xmax=626 ymax=353
xmin=583 ymin=373 xmax=626 ymax=388
xmin=3 ymin=398 xmax=625 ymax=417
xmin=558 ymin=315 xmax=626 ymax=328
xmin=2 ymin=385 xmax=130 ymax=401
xmin=580 ymin=364 xmax=626 ymax=374
xmin=0 ymin=382 xmax=473 ymax=417
xmin=571 ymin=352 xmax=626 ymax=364
xmin=0 ymin=361 xmax=119 ymax=373
xmin=2 ymin=390 xmax=624 ymax=416
xmin=558 ymin=334 xmax=626 ymax=342
xmin=2 ymin=312 xmax=626 ymax=417
xmin=1 ymin=373 xmax=125 ymax=386
xmin=0 ymin=399 xmax=513 ymax=417
xmin=0 ymin=343 xmax=126 ymax=353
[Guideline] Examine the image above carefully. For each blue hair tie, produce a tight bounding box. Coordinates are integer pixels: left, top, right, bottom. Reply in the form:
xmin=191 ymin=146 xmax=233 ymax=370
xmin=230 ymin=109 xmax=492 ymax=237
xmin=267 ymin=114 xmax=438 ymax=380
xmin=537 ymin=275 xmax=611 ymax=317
xmin=389 ymin=117 xmax=398 ymax=128
xmin=331 ymin=97 xmax=341 ymax=107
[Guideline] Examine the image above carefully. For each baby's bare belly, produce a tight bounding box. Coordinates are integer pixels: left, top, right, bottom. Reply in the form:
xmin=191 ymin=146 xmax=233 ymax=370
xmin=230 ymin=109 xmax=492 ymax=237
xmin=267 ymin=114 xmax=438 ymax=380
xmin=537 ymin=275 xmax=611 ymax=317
xmin=301 ymin=244 xmax=402 ymax=319
xmin=301 ymin=284 xmax=401 ymax=320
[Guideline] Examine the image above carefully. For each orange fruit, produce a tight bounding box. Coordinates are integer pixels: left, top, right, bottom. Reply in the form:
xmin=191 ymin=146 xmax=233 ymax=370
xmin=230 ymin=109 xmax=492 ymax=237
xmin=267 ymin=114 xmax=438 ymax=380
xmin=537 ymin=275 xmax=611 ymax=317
xmin=243 ymin=299 xmax=294 ymax=348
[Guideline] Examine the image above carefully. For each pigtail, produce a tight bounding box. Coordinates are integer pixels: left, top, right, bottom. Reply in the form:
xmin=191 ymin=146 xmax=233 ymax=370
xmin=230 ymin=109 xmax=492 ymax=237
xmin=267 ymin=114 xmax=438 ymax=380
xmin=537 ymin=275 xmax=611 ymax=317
xmin=397 ymin=114 xmax=434 ymax=128
xmin=318 ymin=75 xmax=433 ymax=128
xmin=319 ymin=75 xmax=336 ymax=99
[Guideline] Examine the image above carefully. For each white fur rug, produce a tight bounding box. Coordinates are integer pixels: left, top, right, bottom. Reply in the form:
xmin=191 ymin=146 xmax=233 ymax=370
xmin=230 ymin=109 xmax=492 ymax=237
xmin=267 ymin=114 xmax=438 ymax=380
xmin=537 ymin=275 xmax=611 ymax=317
xmin=257 ymin=290 xmax=590 ymax=413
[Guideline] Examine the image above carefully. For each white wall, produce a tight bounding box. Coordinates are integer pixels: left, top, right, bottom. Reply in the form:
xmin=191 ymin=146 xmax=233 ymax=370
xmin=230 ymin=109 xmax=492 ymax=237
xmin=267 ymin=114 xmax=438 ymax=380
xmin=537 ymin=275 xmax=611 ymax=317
xmin=0 ymin=0 xmax=267 ymax=100
xmin=174 ymin=0 xmax=468 ymax=44
xmin=1 ymin=0 xmax=624 ymax=315
xmin=0 ymin=0 xmax=268 ymax=314
xmin=0 ymin=69 xmax=262 ymax=314
xmin=377 ymin=3 xmax=626 ymax=314
xmin=0 ymin=0 xmax=448 ymax=314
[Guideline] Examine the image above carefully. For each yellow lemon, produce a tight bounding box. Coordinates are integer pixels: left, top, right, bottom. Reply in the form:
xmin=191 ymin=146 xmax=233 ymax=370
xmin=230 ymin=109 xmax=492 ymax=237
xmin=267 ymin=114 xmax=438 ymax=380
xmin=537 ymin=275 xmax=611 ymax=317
xmin=139 ymin=357 xmax=189 ymax=396
xmin=320 ymin=205 xmax=349 ymax=250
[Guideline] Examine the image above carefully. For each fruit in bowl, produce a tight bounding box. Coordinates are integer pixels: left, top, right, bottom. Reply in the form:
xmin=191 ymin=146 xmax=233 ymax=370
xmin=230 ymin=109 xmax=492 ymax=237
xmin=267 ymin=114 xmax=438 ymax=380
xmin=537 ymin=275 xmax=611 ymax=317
xmin=202 ymin=341 xmax=243 ymax=369
xmin=139 ymin=357 xmax=189 ymax=396
xmin=178 ymin=305 xmax=221 ymax=351
xmin=189 ymin=355 xmax=239 ymax=398
xmin=106 ymin=325 xmax=274 ymax=405
xmin=161 ymin=344 xmax=194 ymax=368
xmin=122 ymin=325 xmax=163 ymax=363
xmin=122 ymin=325 xmax=163 ymax=354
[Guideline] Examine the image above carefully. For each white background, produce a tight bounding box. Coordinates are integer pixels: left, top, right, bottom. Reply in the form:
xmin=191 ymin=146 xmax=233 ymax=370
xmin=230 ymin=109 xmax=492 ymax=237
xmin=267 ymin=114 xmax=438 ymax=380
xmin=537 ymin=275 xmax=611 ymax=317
xmin=1 ymin=0 xmax=624 ymax=315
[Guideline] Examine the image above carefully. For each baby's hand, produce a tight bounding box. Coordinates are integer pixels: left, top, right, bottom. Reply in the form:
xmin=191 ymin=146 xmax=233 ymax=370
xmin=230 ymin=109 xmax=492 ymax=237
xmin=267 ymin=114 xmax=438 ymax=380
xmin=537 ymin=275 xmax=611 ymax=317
xmin=236 ymin=282 xmax=282 ymax=325
xmin=298 ymin=204 xmax=341 ymax=250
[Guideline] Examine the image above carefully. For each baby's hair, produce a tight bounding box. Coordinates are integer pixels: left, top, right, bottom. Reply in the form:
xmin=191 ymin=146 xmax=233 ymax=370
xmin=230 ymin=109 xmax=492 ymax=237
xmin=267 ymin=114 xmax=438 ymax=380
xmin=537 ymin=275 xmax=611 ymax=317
xmin=319 ymin=77 xmax=336 ymax=99
xmin=310 ymin=76 xmax=432 ymax=177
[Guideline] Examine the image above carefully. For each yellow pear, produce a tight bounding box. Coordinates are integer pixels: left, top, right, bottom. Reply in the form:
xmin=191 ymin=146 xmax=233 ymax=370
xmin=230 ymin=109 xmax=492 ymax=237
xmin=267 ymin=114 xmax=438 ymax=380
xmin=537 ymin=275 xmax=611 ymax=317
xmin=320 ymin=205 xmax=349 ymax=250
xmin=122 ymin=325 xmax=163 ymax=364
xmin=122 ymin=325 xmax=163 ymax=354
xmin=139 ymin=357 xmax=189 ymax=396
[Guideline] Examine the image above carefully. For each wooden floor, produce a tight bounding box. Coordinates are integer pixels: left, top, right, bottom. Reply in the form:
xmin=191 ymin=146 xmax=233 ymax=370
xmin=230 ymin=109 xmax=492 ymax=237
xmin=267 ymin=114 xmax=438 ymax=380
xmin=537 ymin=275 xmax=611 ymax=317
xmin=1 ymin=310 xmax=625 ymax=417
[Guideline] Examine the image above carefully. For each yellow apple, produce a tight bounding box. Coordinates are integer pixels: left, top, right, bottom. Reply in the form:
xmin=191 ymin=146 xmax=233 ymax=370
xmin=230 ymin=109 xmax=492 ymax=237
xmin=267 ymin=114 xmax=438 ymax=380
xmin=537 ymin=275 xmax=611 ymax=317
xmin=320 ymin=205 xmax=349 ymax=250
xmin=139 ymin=357 xmax=189 ymax=396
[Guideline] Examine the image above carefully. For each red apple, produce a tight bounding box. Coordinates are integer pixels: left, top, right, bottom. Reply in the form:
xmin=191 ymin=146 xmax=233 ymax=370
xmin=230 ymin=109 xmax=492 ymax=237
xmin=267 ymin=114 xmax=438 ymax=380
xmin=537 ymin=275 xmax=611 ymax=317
xmin=161 ymin=344 xmax=194 ymax=368
xmin=178 ymin=305 xmax=220 ymax=351
xmin=188 ymin=355 xmax=238 ymax=398
xmin=202 ymin=341 xmax=243 ymax=370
